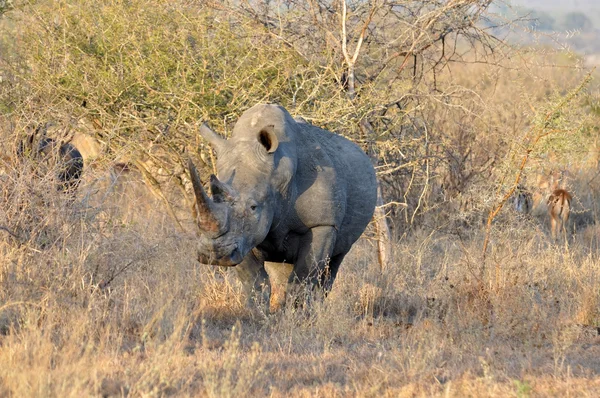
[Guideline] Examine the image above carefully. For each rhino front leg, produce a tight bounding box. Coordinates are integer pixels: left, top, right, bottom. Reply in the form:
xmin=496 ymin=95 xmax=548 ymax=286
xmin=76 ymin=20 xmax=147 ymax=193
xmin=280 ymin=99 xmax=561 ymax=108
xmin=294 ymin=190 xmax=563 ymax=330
xmin=265 ymin=262 xmax=293 ymax=311
xmin=288 ymin=225 xmax=337 ymax=306
xmin=235 ymin=249 xmax=271 ymax=312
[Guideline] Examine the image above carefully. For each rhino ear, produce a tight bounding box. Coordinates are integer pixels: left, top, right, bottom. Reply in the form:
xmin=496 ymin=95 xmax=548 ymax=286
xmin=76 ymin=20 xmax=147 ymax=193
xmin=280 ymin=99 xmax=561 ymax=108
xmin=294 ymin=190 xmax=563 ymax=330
xmin=199 ymin=123 xmax=227 ymax=155
xmin=258 ymin=125 xmax=278 ymax=154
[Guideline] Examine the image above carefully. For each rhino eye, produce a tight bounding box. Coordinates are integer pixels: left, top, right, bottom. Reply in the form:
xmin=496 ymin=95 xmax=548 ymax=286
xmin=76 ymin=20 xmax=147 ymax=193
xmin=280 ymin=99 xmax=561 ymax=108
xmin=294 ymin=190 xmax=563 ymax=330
xmin=250 ymin=205 xmax=257 ymax=211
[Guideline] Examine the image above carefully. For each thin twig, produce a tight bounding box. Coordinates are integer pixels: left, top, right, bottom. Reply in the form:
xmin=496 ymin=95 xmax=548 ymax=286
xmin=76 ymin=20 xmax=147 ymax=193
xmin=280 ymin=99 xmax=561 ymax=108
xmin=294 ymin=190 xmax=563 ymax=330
xmin=0 ymin=226 xmax=24 ymax=243
xmin=98 ymin=260 xmax=135 ymax=290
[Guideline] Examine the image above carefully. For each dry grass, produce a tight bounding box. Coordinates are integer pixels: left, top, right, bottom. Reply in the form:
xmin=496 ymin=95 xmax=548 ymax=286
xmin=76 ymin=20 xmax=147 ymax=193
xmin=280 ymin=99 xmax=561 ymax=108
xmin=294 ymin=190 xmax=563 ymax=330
xmin=2 ymin=159 xmax=600 ymax=397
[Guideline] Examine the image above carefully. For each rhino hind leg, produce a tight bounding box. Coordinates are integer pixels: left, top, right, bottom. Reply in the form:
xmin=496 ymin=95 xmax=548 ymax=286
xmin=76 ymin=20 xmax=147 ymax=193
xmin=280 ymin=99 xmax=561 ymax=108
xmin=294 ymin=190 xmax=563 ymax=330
xmin=321 ymin=253 xmax=346 ymax=294
xmin=235 ymin=250 xmax=271 ymax=313
xmin=287 ymin=226 xmax=337 ymax=306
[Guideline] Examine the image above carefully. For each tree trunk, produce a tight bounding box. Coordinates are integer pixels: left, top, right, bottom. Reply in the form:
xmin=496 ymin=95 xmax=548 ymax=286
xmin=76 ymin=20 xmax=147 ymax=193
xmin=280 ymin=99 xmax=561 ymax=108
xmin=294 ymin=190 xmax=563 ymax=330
xmin=374 ymin=182 xmax=393 ymax=270
xmin=341 ymin=1 xmax=392 ymax=270
xmin=360 ymin=119 xmax=393 ymax=271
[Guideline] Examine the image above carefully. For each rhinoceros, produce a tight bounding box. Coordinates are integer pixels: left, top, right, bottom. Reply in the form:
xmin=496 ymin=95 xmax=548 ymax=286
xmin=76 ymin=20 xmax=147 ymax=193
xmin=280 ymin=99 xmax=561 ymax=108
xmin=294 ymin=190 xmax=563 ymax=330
xmin=189 ymin=104 xmax=377 ymax=308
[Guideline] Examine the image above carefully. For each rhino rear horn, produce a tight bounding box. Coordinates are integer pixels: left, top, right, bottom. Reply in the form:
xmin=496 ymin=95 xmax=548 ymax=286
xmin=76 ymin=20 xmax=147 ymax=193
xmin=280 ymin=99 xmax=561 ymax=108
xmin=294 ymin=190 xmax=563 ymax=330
xmin=188 ymin=159 xmax=228 ymax=235
xmin=199 ymin=123 xmax=227 ymax=155
xmin=210 ymin=174 xmax=237 ymax=203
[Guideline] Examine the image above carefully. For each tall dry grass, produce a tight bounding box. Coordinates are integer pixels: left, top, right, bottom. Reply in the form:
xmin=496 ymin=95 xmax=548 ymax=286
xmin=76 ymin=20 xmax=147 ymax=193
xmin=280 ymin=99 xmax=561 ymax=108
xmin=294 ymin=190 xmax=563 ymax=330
xmin=2 ymin=149 xmax=600 ymax=396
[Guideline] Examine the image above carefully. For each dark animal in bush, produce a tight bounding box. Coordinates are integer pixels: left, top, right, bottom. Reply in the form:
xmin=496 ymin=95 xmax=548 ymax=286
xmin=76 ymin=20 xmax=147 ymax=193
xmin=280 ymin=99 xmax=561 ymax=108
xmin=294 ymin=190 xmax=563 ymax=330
xmin=188 ymin=104 xmax=377 ymax=309
xmin=18 ymin=126 xmax=84 ymax=195
xmin=37 ymin=137 xmax=84 ymax=193
xmin=513 ymin=185 xmax=532 ymax=215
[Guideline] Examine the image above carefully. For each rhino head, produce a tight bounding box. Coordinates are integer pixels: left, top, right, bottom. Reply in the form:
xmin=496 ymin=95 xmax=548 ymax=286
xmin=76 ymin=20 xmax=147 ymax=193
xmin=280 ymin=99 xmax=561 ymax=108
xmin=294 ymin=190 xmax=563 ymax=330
xmin=189 ymin=108 xmax=296 ymax=266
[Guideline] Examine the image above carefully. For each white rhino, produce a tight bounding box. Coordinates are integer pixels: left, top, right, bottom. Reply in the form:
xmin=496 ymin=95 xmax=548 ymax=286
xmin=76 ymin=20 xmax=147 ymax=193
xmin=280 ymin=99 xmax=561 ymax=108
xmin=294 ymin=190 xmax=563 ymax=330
xmin=189 ymin=104 xmax=377 ymax=309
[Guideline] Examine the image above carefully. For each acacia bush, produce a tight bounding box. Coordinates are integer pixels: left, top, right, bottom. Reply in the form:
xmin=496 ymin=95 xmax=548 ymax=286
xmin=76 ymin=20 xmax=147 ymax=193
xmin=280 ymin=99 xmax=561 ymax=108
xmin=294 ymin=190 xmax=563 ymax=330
xmin=1 ymin=0 xmax=597 ymax=233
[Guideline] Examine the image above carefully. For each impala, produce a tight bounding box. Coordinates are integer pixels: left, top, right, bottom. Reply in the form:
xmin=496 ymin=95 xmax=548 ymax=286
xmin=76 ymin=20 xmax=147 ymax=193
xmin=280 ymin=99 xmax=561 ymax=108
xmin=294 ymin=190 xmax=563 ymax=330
xmin=547 ymin=188 xmax=572 ymax=242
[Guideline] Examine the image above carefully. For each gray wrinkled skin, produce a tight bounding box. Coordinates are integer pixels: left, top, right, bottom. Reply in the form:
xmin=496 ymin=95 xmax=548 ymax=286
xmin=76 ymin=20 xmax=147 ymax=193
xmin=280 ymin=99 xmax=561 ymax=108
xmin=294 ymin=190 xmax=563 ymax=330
xmin=189 ymin=104 xmax=377 ymax=310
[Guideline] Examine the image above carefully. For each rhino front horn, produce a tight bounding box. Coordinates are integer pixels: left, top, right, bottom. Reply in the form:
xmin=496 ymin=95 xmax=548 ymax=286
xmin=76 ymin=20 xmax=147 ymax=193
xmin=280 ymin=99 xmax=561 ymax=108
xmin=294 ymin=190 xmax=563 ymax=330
xmin=188 ymin=159 xmax=229 ymax=236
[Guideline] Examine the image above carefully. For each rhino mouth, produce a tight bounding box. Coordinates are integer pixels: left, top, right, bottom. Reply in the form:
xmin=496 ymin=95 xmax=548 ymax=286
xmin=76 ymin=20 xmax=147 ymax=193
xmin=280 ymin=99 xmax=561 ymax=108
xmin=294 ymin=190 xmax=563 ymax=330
xmin=188 ymin=159 xmax=247 ymax=267
xmin=196 ymin=243 xmax=243 ymax=267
